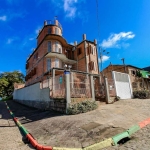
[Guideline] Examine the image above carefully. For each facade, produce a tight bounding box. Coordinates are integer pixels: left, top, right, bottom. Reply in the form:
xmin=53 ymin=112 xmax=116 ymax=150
xmin=25 ymin=19 xmax=99 ymax=86
xmin=102 ymin=64 xmax=150 ymax=91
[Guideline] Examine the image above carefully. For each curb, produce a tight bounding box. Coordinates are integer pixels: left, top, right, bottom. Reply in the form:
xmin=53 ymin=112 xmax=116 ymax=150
xmin=4 ymin=101 xmax=150 ymax=150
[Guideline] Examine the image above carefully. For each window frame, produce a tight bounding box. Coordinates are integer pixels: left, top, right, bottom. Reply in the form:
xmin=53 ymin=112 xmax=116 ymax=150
xmin=47 ymin=58 xmax=51 ymax=71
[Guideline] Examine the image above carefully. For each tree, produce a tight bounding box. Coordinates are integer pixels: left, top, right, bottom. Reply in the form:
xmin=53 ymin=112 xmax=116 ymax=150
xmin=0 ymin=71 xmax=25 ymax=98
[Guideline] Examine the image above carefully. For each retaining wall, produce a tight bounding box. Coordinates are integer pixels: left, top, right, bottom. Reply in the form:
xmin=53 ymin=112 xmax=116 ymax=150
xmin=13 ymin=83 xmax=66 ymax=113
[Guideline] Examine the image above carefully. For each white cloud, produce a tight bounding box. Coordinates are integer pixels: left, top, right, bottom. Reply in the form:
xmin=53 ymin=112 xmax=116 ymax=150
xmin=101 ymin=32 xmax=135 ymax=48
xmin=64 ymin=0 xmax=77 ymax=18
xmin=6 ymin=38 xmax=13 ymax=44
xmin=0 ymin=15 xmax=7 ymax=21
xmin=98 ymin=55 xmax=110 ymax=63
xmin=29 ymin=37 xmax=34 ymax=41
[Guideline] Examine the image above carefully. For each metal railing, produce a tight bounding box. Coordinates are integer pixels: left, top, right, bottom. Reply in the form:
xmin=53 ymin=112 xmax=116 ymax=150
xmin=44 ymin=20 xmax=62 ymax=29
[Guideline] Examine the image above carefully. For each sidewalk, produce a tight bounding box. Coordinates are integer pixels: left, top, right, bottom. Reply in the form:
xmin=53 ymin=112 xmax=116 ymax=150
xmin=4 ymin=99 xmax=150 ymax=149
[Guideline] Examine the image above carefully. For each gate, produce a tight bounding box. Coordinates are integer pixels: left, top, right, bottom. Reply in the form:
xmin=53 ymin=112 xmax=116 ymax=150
xmin=112 ymin=71 xmax=132 ymax=99
xmin=94 ymin=77 xmax=105 ymax=101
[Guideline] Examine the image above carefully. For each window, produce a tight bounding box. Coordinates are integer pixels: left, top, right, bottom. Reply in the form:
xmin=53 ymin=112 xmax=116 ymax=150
xmin=77 ymin=48 xmax=81 ymax=55
xmin=55 ymin=28 xmax=59 ymax=35
xmin=59 ymin=48 xmax=62 ymax=53
xmin=48 ymin=41 xmax=51 ymax=52
xmin=131 ymin=70 xmax=136 ymax=75
xmin=89 ymin=61 xmax=94 ymax=70
xmin=47 ymin=58 xmax=51 ymax=71
xmin=93 ymin=47 xmax=96 ymax=55
xmin=55 ymin=41 xmax=59 ymax=52
xmin=48 ymin=28 xmax=51 ymax=34
xmin=55 ymin=58 xmax=59 ymax=68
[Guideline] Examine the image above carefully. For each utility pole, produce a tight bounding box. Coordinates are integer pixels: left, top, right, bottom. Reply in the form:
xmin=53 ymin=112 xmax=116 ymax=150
xmin=121 ymin=58 xmax=127 ymax=73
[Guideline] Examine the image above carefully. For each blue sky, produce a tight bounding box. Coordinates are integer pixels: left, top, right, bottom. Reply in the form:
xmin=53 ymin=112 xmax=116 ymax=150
xmin=0 ymin=0 xmax=150 ymax=75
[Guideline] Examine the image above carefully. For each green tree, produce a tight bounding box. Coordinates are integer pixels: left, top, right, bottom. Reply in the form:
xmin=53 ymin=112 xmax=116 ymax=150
xmin=0 ymin=71 xmax=25 ymax=98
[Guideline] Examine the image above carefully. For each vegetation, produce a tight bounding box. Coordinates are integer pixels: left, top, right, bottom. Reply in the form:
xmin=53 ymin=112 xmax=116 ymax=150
xmin=0 ymin=71 xmax=25 ymax=99
xmin=133 ymin=90 xmax=150 ymax=99
xmin=115 ymin=96 xmax=120 ymax=101
xmin=67 ymin=100 xmax=98 ymax=115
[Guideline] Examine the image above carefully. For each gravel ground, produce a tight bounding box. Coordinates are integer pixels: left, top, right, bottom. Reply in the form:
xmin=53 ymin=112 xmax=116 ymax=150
xmin=1 ymin=99 xmax=150 ymax=149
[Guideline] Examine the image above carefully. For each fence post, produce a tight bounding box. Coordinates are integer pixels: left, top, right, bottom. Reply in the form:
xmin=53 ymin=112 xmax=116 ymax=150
xmin=104 ymin=77 xmax=110 ymax=104
xmin=64 ymin=70 xmax=71 ymax=114
xmin=90 ymin=75 xmax=95 ymax=100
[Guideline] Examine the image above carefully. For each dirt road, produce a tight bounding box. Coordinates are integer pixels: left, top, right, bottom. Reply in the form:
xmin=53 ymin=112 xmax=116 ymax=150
xmin=1 ymin=99 xmax=150 ymax=149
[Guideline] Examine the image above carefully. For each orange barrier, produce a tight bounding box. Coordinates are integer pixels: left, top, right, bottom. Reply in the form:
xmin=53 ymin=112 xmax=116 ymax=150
xmin=13 ymin=117 xmax=18 ymax=122
xmin=26 ymin=133 xmax=38 ymax=148
xmin=139 ymin=118 xmax=150 ymax=128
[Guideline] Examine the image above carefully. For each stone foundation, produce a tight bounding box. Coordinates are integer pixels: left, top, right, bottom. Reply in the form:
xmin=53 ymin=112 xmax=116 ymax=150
xmin=14 ymin=99 xmax=66 ymax=113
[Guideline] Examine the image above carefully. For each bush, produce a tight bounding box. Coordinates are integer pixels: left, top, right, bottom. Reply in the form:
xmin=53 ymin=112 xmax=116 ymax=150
xmin=133 ymin=90 xmax=150 ymax=99
xmin=67 ymin=100 xmax=98 ymax=115
xmin=1 ymin=95 xmax=13 ymax=101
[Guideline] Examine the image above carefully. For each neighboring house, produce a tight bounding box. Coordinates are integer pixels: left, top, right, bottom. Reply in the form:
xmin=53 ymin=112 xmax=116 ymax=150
xmin=143 ymin=66 xmax=150 ymax=72
xmin=25 ymin=19 xmax=99 ymax=87
xmin=102 ymin=64 xmax=150 ymax=91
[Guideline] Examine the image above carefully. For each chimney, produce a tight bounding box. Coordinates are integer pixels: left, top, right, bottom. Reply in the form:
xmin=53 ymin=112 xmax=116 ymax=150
xmin=74 ymin=41 xmax=77 ymax=46
xmin=83 ymin=34 xmax=86 ymax=40
xmin=94 ymin=39 xmax=97 ymax=45
xmin=44 ymin=20 xmax=47 ymax=26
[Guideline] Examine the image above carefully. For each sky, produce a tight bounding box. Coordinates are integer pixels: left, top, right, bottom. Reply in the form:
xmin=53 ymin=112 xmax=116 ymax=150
xmin=0 ymin=0 xmax=150 ymax=75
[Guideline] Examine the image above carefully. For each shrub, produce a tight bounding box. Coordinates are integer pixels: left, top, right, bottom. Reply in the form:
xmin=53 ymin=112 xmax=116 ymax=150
xmin=1 ymin=95 xmax=13 ymax=101
xmin=115 ymin=96 xmax=120 ymax=101
xmin=67 ymin=100 xmax=98 ymax=115
xmin=133 ymin=90 xmax=150 ymax=99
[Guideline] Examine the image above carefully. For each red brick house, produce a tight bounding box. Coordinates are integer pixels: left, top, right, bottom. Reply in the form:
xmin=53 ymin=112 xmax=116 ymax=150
xmin=25 ymin=19 xmax=99 ymax=87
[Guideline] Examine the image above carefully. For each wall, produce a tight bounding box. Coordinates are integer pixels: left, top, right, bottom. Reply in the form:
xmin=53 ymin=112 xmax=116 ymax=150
xmin=13 ymin=83 xmax=50 ymax=101
xmin=13 ymin=83 xmax=66 ymax=113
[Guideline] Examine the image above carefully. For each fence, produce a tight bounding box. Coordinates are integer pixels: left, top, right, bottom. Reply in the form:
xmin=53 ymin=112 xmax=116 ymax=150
xmin=41 ymin=74 xmax=65 ymax=98
xmin=94 ymin=77 xmax=105 ymax=100
xmin=70 ymin=72 xmax=92 ymax=98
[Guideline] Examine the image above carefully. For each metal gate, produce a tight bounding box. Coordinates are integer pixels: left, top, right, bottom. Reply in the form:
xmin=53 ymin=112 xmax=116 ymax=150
xmin=112 ymin=71 xmax=132 ymax=99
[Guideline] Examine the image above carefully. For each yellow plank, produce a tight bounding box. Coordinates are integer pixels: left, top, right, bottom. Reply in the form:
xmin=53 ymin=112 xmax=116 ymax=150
xmin=53 ymin=147 xmax=82 ymax=150
xmin=83 ymin=138 xmax=113 ymax=150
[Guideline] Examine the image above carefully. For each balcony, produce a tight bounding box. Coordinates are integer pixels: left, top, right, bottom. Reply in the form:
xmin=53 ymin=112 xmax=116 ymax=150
xmin=45 ymin=52 xmax=76 ymax=65
xmin=44 ymin=20 xmax=62 ymax=30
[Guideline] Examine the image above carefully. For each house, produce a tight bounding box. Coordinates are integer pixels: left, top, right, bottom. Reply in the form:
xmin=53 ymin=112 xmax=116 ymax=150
xmin=25 ymin=19 xmax=99 ymax=87
xmin=13 ymin=19 xmax=102 ymax=112
xmin=143 ymin=66 xmax=150 ymax=72
xmin=102 ymin=64 xmax=150 ymax=92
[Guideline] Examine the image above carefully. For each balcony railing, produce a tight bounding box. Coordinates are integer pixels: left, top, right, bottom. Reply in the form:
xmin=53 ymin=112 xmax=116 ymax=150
xmin=44 ymin=20 xmax=62 ymax=30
